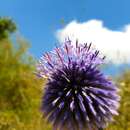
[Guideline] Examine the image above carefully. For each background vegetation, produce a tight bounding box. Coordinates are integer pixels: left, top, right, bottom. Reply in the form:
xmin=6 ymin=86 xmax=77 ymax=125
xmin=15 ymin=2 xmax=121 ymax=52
xmin=0 ymin=17 xmax=130 ymax=130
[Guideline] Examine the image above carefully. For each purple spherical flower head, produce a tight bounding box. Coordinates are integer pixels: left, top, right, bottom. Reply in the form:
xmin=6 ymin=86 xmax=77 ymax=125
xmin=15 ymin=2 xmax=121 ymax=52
xmin=36 ymin=39 xmax=120 ymax=130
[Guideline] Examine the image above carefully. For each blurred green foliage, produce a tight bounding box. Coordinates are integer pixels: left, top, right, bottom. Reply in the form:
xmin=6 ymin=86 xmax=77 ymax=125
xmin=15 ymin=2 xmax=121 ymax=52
xmin=0 ymin=18 xmax=52 ymax=130
xmin=0 ymin=17 xmax=16 ymax=40
xmin=107 ymin=70 xmax=130 ymax=130
xmin=0 ymin=18 xmax=130 ymax=130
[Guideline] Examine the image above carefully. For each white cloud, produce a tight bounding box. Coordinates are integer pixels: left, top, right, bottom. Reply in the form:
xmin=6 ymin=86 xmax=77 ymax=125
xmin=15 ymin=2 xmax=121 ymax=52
xmin=56 ymin=19 xmax=130 ymax=64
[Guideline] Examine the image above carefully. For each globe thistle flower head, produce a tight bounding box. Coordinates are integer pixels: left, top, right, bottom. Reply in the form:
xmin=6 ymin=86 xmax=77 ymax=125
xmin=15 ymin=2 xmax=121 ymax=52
xmin=37 ymin=39 xmax=120 ymax=130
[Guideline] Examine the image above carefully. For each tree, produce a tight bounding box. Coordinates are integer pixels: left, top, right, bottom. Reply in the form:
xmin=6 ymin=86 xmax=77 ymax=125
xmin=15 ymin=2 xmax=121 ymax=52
xmin=108 ymin=70 xmax=130 ymax=130
xmin=0 ymin=18 xmax=51 ymax=130
xmin=0 ymin=17 xmax=16 ymax=40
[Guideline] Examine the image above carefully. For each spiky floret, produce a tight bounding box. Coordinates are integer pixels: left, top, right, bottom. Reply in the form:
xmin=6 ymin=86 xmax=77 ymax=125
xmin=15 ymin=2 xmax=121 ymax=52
xmin=37 ymin=39 xmax=120 ymax=130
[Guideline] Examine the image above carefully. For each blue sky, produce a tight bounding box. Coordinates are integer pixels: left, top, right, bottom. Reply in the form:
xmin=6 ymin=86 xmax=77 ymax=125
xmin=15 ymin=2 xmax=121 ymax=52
xmin=0 ymin=0 xmax=129 ymax=59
